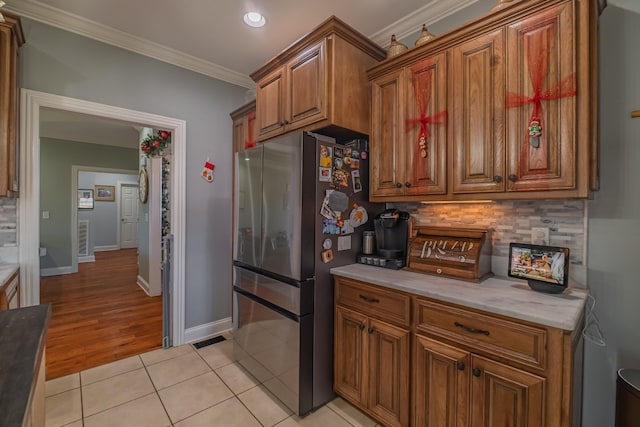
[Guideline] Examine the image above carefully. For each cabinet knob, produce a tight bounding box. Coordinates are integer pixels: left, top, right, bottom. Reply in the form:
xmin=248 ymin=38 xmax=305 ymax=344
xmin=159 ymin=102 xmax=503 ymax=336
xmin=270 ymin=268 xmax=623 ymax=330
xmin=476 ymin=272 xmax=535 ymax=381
xmin=359 ymin=323 xmax=365 ymax=331
xmin=396 ymin=182 xmax=402 ymax=188
xmin=508 ymin=174 xmax=518 ymax=182
xmin=493 ymin=175 xmax=503 ymax=183
xmin=456 ymin=361 xmax=465 ymax=371
xmin=405 ymin=181 xmax=412 ymax=188
xmin=368 ymin=326 xmax=375 ymax=334
xmin=283 ymin=120 xmax=290 ymax=125
xmin=472 ymin=368 xmax=481 ymax=377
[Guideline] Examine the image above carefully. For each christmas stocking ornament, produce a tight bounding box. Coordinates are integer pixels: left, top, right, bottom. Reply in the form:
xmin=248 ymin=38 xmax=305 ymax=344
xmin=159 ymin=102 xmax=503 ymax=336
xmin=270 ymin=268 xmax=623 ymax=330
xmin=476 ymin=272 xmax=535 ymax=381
xmin=201 ymin=158 xmax=215 ymax=182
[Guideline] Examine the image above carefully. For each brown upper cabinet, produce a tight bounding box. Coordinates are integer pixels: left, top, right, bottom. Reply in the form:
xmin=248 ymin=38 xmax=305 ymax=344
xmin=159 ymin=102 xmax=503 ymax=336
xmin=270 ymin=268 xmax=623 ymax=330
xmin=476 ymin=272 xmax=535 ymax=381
xmin=0 ymin=12 xmax=25 ymax=198
xmin=251 ymin=16 xmax=386 ymax=142
xmin=230 ymin=100 xmax=257 ymax=153
xmin=367 ymin=0 xmax=599 ymax=202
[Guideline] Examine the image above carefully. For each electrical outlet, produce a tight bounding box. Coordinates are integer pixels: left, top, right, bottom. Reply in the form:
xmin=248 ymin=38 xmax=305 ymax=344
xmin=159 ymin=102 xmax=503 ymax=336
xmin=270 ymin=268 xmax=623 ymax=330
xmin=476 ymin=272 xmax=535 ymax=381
xmin=531 ymin=227 xmax=549 ymax=245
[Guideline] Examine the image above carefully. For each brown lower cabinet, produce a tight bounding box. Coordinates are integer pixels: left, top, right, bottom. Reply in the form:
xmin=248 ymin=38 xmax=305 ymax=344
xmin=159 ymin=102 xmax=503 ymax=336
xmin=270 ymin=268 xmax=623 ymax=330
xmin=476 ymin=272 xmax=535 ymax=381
xmin=334 ymin=276 xmax=583 ymax=427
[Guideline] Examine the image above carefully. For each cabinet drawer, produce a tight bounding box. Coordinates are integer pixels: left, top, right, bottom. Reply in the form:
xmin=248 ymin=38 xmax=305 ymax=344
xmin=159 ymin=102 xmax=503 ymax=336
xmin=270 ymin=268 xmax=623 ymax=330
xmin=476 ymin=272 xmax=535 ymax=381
xmin=415 ymin=298 xmax=547 ymax=369
xmin=335 ymin=278 xmax=411 ymax=328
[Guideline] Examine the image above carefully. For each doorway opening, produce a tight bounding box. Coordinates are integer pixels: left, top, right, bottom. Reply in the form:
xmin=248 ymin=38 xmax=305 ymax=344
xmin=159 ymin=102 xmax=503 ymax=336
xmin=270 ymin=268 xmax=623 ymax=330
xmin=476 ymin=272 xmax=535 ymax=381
xmin=18 ymin=89 xmax=187 ymax=349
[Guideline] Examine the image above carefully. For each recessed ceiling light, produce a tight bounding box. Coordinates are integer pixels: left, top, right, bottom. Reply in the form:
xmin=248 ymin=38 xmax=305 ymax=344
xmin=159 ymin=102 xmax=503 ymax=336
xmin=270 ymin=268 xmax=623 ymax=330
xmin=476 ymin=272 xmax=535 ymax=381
xmin=243 ymin=11 xmax=266 ymax=28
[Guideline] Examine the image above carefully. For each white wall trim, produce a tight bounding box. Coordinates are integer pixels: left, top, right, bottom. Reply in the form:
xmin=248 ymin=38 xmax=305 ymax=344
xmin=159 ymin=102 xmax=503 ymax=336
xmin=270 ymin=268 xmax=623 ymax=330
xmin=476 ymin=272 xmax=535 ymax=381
xmin=184 ymin=318 xmax=233 ymax=344
xmin=72 ymin=165 xmax=138 ymax=273
xmin=5 ymin=2 xmax=253 ymax=89
xmin=137 ymin=274 xmax=150 ymax=296
xmin=19 ymin=89 xmax=188 ymax=346
xmin=40 ymin=266 xmax=74 ymax=277
xmin=148 ymin=156 xmax=163 ymax=297
xmin=78 ymin=255 xmax=95 ymax=263
xmin=369 ymin=0 xmax=480 ymax=46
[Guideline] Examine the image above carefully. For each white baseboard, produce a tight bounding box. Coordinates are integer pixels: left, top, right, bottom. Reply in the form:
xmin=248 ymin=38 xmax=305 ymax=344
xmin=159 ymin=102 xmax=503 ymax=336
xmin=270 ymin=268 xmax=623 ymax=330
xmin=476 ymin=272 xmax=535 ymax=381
xmin=40 ymin=266 xmax=74 ymax=277
xmin=137 ymin=275 xmax=150 ymax=295
xmin=78 ymin=255 xmax=96 ymax=263
xmin=184 ymin=318 xmax=232 ymax=344
xmin=94 ymin=245 xmax=120 ymax=252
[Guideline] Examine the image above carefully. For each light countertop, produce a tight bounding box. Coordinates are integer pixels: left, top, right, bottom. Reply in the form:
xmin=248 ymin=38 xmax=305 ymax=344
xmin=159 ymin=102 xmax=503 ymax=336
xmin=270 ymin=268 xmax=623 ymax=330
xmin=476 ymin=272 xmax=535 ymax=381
xmin=0 ymin=264 xmax=18 ymax=287
xmin=330 ymin=264 xmax=587 ymax=331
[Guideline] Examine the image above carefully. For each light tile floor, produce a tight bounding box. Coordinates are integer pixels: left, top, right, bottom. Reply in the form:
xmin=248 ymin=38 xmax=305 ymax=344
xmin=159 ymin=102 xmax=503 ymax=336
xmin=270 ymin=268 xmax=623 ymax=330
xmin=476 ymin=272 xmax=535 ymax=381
xmin=44 ymin=336 xmax=381 ymax=427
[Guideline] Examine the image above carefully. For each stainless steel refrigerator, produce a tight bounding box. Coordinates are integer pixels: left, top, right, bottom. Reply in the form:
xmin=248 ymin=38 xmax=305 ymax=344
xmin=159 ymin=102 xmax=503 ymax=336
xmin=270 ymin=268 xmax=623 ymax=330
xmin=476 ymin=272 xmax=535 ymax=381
xmin=232 ymin=131 xmax=377 ymax=415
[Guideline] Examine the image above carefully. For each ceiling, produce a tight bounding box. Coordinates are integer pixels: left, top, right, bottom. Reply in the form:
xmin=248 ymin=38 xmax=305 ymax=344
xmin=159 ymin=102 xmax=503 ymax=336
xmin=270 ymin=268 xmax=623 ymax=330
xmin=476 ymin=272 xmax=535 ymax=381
xmin=7 ymin=0 xmax=639 ymax=147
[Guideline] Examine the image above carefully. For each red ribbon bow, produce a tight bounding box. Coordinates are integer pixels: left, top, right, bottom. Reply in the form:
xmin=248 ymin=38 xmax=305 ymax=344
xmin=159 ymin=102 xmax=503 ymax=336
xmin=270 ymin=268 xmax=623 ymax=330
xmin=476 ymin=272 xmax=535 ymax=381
xmin=406 ymin=111 xmax=448 ymax=139
xmin=505 ymin=31 xmax=576 ymax=129
xmin=245 ymin=111 xmax=256 ymax=149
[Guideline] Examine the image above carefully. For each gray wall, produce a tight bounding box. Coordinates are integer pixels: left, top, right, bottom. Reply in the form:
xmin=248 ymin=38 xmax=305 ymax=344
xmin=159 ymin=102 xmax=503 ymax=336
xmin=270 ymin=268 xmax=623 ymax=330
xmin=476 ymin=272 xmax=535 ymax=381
xmin=583 ymin=6 xmax=640 ymax=427
xmin=22 ymin=18 xmax=246 ymax=328
xmin=78 ymin=171 xmax=138 ymax=253
xmin=39 ymin=138 xmax=138 ymax=269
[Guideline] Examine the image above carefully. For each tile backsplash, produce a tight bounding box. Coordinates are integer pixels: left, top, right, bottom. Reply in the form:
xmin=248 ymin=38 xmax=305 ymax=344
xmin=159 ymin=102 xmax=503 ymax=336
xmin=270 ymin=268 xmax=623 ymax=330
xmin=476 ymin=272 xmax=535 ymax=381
xmin=391 ymin=200 xmax=587 ymax=287
xmin=0 ymin=198 xmax=18 ymax=263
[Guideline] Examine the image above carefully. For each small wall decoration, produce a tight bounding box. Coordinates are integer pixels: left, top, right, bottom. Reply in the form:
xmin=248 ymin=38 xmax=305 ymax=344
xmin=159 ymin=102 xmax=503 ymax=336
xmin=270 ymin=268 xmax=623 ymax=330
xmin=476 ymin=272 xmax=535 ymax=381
xmin=201 ymin=158 xmax=215 ymax=182
xmin=95 ymin=185 xmax=115 ymax=201
xmin=78 ymin=189 xmax=94 ymax=209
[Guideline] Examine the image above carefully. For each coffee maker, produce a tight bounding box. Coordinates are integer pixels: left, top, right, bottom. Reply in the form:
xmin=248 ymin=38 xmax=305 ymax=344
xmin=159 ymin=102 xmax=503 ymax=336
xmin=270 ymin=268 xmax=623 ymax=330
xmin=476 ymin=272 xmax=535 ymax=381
xmin=357 ymin=209 xmax=410 ymax=270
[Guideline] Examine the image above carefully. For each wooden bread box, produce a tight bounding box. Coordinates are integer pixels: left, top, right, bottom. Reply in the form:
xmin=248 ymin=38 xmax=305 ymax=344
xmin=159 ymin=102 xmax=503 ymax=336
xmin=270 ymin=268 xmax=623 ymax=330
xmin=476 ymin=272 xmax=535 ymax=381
xmin=407 ymin=226 xmax=492 ymax=282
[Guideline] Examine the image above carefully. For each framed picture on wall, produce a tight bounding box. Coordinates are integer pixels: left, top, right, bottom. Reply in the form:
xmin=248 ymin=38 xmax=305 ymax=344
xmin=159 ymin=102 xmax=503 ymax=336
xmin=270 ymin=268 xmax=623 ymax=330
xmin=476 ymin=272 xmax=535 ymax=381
xmin=78 ymin=189 xmax=94 ymax=209
xmin=95 ymin=185 xmax=115 ymax=201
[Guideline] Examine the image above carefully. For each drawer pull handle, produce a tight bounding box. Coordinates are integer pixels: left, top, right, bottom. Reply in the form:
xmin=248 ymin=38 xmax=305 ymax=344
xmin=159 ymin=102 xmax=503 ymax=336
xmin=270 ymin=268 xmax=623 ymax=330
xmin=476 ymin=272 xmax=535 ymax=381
xmin=359 ymin=294 xmax=380 ymax=304
xmin=472 ymin=368 xmax=482 ymax=377
xmin=456 ymin=361 xmax=465 ymax=371
xmin=454 ymin=321 xmax=490 ymax=336
xmin=359 ymin=323 xmax=365 ymax=331
xmin=368 ymin=326 xmax=375 ymax=334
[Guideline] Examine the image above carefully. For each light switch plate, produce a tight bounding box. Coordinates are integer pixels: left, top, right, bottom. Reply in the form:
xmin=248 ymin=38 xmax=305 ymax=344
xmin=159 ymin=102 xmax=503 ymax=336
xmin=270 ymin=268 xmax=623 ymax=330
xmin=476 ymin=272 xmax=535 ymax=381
xmin=42 ymin=211 xmax=49 ymax=219
xmin=531 ymin=227 xmax=549 ymax=245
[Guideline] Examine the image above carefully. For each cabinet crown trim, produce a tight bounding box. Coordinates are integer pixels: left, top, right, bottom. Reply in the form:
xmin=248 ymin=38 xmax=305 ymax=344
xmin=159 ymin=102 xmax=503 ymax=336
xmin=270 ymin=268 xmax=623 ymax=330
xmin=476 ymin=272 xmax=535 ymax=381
xmin=251 ymin=15 xmax=386 ymax=82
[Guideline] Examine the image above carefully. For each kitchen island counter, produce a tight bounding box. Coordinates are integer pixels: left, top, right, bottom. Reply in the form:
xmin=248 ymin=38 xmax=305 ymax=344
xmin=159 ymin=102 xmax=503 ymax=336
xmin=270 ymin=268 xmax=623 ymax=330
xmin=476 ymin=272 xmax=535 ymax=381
xmin=0 ymin=304 xmax=50 ymax=427
xmin=331 ymin=263 xmax=586 ymax=331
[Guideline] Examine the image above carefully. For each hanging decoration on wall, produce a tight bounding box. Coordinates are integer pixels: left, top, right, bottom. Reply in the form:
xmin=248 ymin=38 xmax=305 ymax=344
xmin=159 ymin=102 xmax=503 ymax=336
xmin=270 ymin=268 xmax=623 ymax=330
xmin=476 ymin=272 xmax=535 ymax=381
xmin=141 ymin=130 xmax=171 ymax=157
xmin=505 ymin=31 xmax=576 ymax=149
xmin=201 ymin=158 xmax=215 ymax=182
xmin=405 ymin=62 xmax=447 ymax=163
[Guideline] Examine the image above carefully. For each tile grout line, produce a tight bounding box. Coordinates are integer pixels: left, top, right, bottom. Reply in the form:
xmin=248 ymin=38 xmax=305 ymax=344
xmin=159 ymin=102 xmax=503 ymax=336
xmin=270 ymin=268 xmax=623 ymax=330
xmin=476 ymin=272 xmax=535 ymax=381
xmin=139 ymin=353 xmax=174 ymax=426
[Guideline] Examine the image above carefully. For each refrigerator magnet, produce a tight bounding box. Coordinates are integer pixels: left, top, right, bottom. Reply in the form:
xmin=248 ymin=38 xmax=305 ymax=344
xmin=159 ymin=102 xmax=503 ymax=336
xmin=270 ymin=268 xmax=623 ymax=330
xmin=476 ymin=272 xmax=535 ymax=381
xmin=319 ymin=167 xmax=331 ymax=182
xmin=352 ymin=170 xmax=362 ymax=193
xmin=322 ymin=238 xmax=332 ymax=250
xmin=321 ymin=249 xmax=334 ymax=263
xmin=322 ymin=218 xmax=340 ymax=235
xmin=334 ymin=145 xmax=344 ymax=158
xmin=340 ymin=219 xmax=355 ymax=235
xmin=320 ymin=145 xmax=333 ymax=168
xmin=360 ymin=151 xmax=367 ymax=160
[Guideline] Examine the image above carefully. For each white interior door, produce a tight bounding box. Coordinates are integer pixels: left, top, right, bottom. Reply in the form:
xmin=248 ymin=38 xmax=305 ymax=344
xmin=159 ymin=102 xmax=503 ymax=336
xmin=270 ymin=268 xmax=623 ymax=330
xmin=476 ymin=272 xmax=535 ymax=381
xmin=120 ymin=184 xmax=139 ymax=248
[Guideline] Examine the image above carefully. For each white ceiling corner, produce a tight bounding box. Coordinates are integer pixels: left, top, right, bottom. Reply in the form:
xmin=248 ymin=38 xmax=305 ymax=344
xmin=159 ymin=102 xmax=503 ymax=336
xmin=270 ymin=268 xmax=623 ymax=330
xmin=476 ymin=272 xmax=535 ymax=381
xmin=370 ymin=0 xmax=480 ymax=47
xmin=5 ymin=0 xmax=255 ymax=89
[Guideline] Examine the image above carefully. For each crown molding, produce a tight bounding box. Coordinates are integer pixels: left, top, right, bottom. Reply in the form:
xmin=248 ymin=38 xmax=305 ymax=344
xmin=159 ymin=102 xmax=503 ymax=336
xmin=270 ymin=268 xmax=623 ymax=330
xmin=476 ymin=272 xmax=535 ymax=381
xmin=369 ymin=0 xmax=480 ymax=47
xmin=6 ymin=1 xmax=255 ymax=89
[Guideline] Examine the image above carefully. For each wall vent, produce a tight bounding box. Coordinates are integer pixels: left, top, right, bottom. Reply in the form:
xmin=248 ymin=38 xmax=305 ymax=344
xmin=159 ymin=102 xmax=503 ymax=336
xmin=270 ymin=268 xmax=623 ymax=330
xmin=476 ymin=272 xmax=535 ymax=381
xmin=78 ymin=220 xmax=89 ymax=256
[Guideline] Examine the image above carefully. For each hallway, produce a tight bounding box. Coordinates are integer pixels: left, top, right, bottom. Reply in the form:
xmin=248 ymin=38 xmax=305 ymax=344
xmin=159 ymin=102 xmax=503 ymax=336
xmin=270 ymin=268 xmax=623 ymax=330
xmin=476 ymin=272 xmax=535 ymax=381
xmin=41 ymin=249 xmax=162 ymax=380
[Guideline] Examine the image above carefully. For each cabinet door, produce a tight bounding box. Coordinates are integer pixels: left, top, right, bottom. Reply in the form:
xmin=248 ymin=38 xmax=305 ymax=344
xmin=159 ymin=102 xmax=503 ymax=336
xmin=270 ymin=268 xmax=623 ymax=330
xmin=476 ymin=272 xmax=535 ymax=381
xmin=367 ymin=318 xmax=410 ymax=427
xmin=256 ymin=67 xmax=286 ymax=140
xmin=370 ymin=70 xmax=406 ymax=197
xmin=414 ymin=335 xmax=469 ymax=427
xmin=470 ymin=355 xmax=545 ymax=427
xmin=334 ymin=306 xmax=368 ymax=406
xmin=287 ymin=40 xmax=326 ymax=129
xmin=505 ymin=1 xmax=575 ymax=191
xmin=405 ymin=54 xmax=448 ymax=195
xmin=232 ymin=117 xmax=246 ymax=153
xmin=451 ymin=29 xmax=506 ymax=194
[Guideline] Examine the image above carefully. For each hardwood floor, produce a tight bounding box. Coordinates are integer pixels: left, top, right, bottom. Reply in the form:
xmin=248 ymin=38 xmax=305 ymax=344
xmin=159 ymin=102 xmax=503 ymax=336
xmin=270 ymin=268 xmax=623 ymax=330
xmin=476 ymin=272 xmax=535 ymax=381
xmin=40 ymin=249 xmax=162 ymax=380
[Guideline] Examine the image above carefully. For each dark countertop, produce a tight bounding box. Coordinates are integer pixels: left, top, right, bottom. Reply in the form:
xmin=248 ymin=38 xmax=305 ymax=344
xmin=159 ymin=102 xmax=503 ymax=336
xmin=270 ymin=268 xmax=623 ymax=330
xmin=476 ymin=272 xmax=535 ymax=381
xmin=0 ymin=305 xmax=51 ymax=427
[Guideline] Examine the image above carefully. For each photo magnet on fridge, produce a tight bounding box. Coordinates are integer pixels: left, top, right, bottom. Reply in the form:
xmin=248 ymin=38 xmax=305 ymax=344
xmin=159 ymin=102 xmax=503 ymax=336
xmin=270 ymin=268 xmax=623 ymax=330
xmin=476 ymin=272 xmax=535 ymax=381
xmin=334 ymin=146 xmax=344 ymax=158
xmin=352 ymin=170 xmax=362 ymax=193
xmin=319 ymin=145 xmax=333 ymax=168
xmin=319 ymin=167 xmax=332 ymax=182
